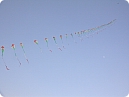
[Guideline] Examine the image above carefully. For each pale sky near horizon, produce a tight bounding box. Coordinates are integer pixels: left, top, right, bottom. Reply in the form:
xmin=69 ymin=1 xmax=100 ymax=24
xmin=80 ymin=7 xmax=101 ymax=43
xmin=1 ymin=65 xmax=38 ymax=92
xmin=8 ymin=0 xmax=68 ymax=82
xmin=0 ymin=0 xmax=129 ymax=97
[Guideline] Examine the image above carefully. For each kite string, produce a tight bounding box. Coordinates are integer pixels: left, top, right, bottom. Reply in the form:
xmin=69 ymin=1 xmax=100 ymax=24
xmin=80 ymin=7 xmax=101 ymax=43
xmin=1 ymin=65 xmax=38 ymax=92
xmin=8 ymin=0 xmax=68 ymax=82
xmin=24 ymin=53 xmax=29 ymax=63
xmin=54 ymin=40 xmax=62 ymax=51
xmin=71 ymin=34 xmax=77 ymax=43
xmin=22 ymin=47 xmax=29 ymax=63
xmin=78 ymin=32 xmax=83 ymax=41
xmin=46 ymin=42 xmax=52 ymax=52
xmin=37 ymin=44 xmax=42 ymax=53
xmin=2 ymin=56 xmax=9 ymax=70
xmin=14 ymin=49 xmax=21 ymax=66
xmin=65 ymin=35 xmax=69 ymax=45
xmin=56 ymin=43 xmax=62 ymax=51
xmin=61 ymin=39 xmax=65 ymax=49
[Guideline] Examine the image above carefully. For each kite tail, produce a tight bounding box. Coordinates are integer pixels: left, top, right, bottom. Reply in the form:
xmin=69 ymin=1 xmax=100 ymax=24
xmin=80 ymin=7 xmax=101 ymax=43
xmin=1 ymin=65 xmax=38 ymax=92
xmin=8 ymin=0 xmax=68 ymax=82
xmin=73 ymin=37 xmax=77 ymax=43
xmin=38 ymin=45 xmax=42 ymax=53
xmin=61 ymin=40 xmax=65 ymax=49
xmin=80 ymin=37 xmax=83 ymax=41
xmin=83 ymin=30 xmax=89 ymax=38
xmin=73 ymin=39 xmax=77 ymax=43
xmin=63 ymin=46 xmax=65 ymax=49
xmin=71 ymin=36 xmax=77 ymax=43
xmin=2 ymin=53 xmax=3 ymax=57
xmin=78 ymin=35 xmax=82 ymax=41
xmin=55 ymin=44 xmax=62 ymax=51
xmin=46 ymin=43 xmax=52 ymax=52
xmin=2 ymin=57 xmax=9 ymax=70
xmin=22 ymin=48 xmax=26 ymax=53
xmin=62 ymin=43 xmax=65 ymax=49
xmin=16 ymin=56 xmax=22 ymax=66
xmin=54 ymin=39 xmax=62 ymax=51
xmin=22 ymin=48 xmax=29 ymax=63
xmin=14 ymin=51 xmax=21 ymax=66
xmin=56 ymin=44 xmax=62 ymax=51
xmin=35 ymin=44 xmax=43 ymax=53
xmin=24 ymin=53 xmax=29 ymax=63
xmin=78 ymin=34 xmax=83 ymax=41
xmin=58 ymin=47 xmax=62 ymax=51
xmin=48 ymin=47 xmax=52 ymax=52
xmin=49 ymin=49 xmax=52 ymax=52
xmin=96 ymin=19 xmax=116 ymax=33
xmin=66 ymin=38 xmax=69 ymax=45
xmin=77 ymin=32 xmax=84 ymax=41
xmin=6 ymin=65 xmax=10 ymax=70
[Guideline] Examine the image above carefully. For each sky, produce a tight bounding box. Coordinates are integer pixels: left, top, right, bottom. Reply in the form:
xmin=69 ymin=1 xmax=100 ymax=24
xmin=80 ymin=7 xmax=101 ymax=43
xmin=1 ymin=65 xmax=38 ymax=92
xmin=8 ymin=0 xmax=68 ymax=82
xmin=0 ymin=0 xmax=129 ymax=97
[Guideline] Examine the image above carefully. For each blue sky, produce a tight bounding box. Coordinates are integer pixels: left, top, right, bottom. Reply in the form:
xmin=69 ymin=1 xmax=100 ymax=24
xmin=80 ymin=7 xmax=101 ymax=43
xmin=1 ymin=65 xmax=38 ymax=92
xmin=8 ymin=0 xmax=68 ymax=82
xmin=0 ymin=0 xmax=129 ymax=97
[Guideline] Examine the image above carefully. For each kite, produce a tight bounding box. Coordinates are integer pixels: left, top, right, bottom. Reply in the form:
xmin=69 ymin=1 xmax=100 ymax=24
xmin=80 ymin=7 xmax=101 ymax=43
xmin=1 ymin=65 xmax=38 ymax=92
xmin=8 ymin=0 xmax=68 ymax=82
xmin=20 ymin=43 xmax=29 ymax=63
xmin=87 ymin=28 xmax=97 ymax=37
xmin=94 ymin=19 xmax=116 ymax=34
xmin=60 ymin=35 xmax=65 ymax=49
xmin=34 ymin=40 xmax=42 ymax=52
xmin=11 ymin=44 xmax=21 ymax=66
xmin=82 ymin=29 xmax=91 ymax=38
xmin=1 ymin=46 xmax=9 ymax=70
xmin=45 ymin=38 xmax=52 ymax=52
xmin=0 ymin=19 xmax=116 ymax=70
xmin=53 ymin=36 xmax=62 ymax=51
xmin=82 ymin=19 xmax=116 ymax=38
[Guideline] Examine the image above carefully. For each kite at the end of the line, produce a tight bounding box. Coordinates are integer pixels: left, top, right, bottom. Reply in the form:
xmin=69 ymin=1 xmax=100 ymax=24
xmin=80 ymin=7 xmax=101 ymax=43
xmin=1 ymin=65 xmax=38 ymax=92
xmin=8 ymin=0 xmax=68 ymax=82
xmin=53 ymin=37 xmax=57 ymax=44
xmin=34 ymin=40 xmax=38 ymax=45
xmin=11 ymin=44 xmax=15 ymax=49
xmin=45 ymin=38 xmax=49 ymax=47
xmin=34 ymin=40 xmax=43 ymax=52
xmin=1 ymin=46 xmax=10 ymax=70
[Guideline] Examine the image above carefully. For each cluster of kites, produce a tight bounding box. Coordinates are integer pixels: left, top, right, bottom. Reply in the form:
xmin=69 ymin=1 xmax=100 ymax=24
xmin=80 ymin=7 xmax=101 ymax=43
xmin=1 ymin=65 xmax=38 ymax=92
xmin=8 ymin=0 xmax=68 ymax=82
xmin=1 ymin=19 xmax=116 ymax=70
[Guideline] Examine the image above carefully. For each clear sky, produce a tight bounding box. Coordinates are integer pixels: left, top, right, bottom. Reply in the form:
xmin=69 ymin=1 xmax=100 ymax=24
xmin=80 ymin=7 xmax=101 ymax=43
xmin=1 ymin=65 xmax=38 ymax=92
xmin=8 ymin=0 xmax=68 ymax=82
xmin=0 ymin=0 xmax=129 ymax=97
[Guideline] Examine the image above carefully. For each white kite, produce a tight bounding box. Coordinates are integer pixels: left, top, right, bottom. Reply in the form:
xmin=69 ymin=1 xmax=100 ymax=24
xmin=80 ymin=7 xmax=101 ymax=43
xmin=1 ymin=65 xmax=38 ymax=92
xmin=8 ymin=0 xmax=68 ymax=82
xmin=125 ymin=0 xmax=129 ymax=4
xmin=0 ymin=0 xmax=3 ymax=4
